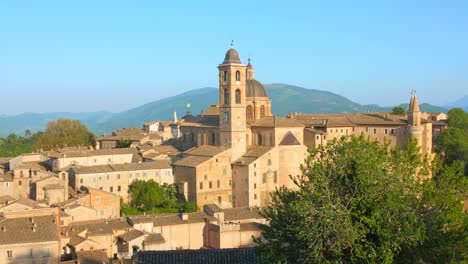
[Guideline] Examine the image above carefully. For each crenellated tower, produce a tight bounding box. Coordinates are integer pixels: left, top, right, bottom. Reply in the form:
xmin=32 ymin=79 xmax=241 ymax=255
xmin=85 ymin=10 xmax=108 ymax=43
xmin=218 ymin=46 xmax=247 ymax=160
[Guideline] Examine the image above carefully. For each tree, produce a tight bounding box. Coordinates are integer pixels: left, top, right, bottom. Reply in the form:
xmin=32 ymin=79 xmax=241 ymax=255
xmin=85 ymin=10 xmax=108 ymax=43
xmin=115 ymin=138 xmax=133 ymax=148
xmin=255 ymin=136 xmax=429 ymax=263
xmin=0 ymin=133 xmax=36 ymax=157
xmin=128 ymin=180 xmax=178 ymax=210
xmin=400 ymin=160 xmax=467 ymax=262
xmin=392 ymin=106 xmax=406 ymax=115
xmin=25 ymin=129 xmax=32 ymax=138
xmin=32 ymin=118 xmax=95 ymax=151
xmin=436 ymin=108 xmax=468 ymax=174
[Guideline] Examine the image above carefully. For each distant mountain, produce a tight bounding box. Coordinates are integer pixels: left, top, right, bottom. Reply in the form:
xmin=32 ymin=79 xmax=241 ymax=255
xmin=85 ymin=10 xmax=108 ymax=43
xmin=0 ymin=84 xmax=448 ymax=137
xmin=445 ymin=95 xmax=468 ymax=111
xmin=0 ymin=111 xmax=115 ymax=137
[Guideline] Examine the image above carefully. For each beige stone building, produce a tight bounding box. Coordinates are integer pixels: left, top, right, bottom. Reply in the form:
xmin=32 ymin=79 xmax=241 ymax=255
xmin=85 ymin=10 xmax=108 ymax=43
xmin=170 ymin=47 xmax=434 ymax=210
xmin=0 ymin=208 xmax=61 ymax=264
xmin=47 ymin=147 xmax=139 ymax=172
xmin=68 ymin=161 xmax=173 ymax=201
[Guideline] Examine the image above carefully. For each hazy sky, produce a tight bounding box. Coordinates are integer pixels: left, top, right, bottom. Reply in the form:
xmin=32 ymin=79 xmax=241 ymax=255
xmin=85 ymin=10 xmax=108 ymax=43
xmin=1 ymin=1 xmax=467 ymax=115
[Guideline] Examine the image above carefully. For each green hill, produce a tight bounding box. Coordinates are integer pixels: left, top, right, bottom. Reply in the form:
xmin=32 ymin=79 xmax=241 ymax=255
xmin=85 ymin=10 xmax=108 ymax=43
xmin=0 ymin=84 xmax=448 ymax=136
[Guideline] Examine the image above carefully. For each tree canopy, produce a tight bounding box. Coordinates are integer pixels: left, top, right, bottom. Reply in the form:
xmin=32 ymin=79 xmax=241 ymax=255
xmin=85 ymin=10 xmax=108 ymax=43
xmin=32 ymin=118 xmax=96 ymax=151
xmin=122 ymin=180 xmax=197 ymax=215
xmin=255 ymin=136 xmax=467 ymax=263
xmin=0 ymin=132 xmax=37 ymax=157
xmin=392 ymin=106 xmax=406 ymax=115
xmin=436 ymin=108 xmax=468 ymax=174
xmin=115 ymin=138 xmax=133 ymax=148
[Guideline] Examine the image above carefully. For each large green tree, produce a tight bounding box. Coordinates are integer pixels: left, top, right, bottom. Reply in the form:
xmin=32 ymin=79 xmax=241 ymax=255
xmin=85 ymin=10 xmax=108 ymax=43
xmin=0 ymin=133 xmax=37 ymax=157
xmin=256 ymin=136 xmax=432 ymax=263
xmin=392 ymin=106 xmax=406 ymax=115
xmin=436 ymin=108 xmax=468 ymax=174
xmin=32 ymin=118 xmax=95 ymax=151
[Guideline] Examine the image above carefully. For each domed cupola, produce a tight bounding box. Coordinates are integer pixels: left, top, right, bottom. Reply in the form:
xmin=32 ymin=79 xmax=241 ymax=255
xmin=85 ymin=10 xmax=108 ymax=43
xmin=223 ymin=48 xmax=242 ymax=64
xmin=246 ymin=79 xmax=269 ymax=99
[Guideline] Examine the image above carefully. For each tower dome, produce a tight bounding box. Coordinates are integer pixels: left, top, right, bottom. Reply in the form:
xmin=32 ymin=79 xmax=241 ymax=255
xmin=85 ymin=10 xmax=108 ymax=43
xmin=223 ymin=48 xmax=242 ymax=64
xmin=246 ymin=79 xmax=269 ymax=98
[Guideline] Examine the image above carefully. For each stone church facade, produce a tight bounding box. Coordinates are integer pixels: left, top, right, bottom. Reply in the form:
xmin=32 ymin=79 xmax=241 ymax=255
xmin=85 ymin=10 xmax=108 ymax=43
xmin=172 ymin=47 xmax=432 ymax=209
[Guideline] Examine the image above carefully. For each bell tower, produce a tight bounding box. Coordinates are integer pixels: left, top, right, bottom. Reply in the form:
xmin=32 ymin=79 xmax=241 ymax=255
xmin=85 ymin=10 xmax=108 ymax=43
xmin=218 ymin=45 xmax=247 ymax=160
xmin=407 ymin=90 xmax=423 ymax=152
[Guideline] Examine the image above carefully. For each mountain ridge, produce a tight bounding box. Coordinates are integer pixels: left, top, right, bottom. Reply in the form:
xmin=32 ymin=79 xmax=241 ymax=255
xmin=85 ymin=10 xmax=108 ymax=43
xmin=0 ymin=84 xmax=448 ymax=137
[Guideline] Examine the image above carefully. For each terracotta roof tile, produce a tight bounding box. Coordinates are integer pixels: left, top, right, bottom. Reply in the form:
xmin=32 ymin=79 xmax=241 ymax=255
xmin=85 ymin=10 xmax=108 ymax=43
xmin=0 ymin=215 xmax=59 ymax=245
xmin=136 ymin=248 xmax=259 ymax=264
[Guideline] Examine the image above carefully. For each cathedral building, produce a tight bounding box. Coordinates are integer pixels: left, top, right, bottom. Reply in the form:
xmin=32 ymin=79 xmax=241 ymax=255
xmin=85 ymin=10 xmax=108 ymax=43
xmin=172 ymin=47 xmax=433 ymax=209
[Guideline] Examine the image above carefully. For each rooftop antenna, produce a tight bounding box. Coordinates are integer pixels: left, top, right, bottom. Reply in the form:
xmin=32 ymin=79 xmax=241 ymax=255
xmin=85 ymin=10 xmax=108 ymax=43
xmin=231 ymin=40 xmax=234 ymax=48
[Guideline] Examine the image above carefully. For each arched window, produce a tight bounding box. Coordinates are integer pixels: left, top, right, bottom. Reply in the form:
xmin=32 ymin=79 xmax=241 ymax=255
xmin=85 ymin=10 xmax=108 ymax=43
xmin=235 ymin=89 xmax=241 ymax=104
xmin=223 ymin=71 xmax=228 ymax=82
xmin=246 ymin=105 xmax=254 ymax=119
xmin=235 ymin=71 xmax=241 ymax=82
xmin=224 ymin=88 xmax=229 ymax=104
xmin=258 ymin=134 xmax=263 ymax=145
xmin=260 ymin=105 xmax=265 ymax=118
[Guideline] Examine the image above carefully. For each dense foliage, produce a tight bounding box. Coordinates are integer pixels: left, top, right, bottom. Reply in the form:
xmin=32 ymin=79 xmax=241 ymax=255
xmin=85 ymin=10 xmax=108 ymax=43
xmin=115 ymin=138 xmax=133 ymax=148
xmin=392 ymin=106 xmax=406 ymax=115
xmin=121 ymin=179 xmax=197 ymax=215
xmin=436 ymin=108 xmax=468 ymax=174
xmin=32 ymin=118 xmax=96 ymax=151
xmin=255 ymin=136 xmax=467 ymax=263
xmin=0 ymin=133 xmax=37 ymax=157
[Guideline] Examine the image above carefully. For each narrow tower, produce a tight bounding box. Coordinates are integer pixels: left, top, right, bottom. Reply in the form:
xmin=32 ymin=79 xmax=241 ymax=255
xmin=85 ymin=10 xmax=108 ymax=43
xmin=218 ymin=46 xmax=247 ymax=160
xmin=407 ymin=90 xmax=423 ymax=151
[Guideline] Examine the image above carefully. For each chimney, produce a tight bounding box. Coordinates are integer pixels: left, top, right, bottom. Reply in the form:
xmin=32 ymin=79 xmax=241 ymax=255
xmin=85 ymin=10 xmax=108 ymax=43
xmin=173 ymin=111 xmax=178 ymax=123
xmin=179 ymin=213 xmax=189 ymax=221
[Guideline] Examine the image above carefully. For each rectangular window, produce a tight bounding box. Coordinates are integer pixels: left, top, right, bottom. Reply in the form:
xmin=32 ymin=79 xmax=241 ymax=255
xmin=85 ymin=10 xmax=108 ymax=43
xmin=385 ymin=129 xmax=388 ymax=134
xmin=99 ymin=187 xmax=103 ymax=190
xmin=143 ymin=173 xmax=147 ymax=178
xmin=43 ymin=248 xmax=49 ymax=257
xmin=199 ymin=182 xmax=203 ymax=190
xmin=254 ymin=194 xmax=257 ymax=200
xmin=218 ymin=196 xmax=222 ymax=203
xmin=107 ymin=175 xmax=109 ymax=180
xmin=209 ymin=181 xmax=212 ymax=189
xmin=316 ymin=135 xmax=320 ymax=140
xmin=108 ymin=158 xmax=112 ymax=163
xmin=217 ymin=180 xmax=220 ymax=188
xmin=7 ymin=250 xmax=12 ymax=259
xmin=28 ymin=248 xmax=33 ymax=257
xmin=254 ymin=183 xmax=257 ymax=189
xmin=274 ymin=172 xmax=278 ymax=183
xmin=93 ymin=159 xmax=97 ymax=163
xmin=223 ymin=167 xmax=227 ymax=175
xmin=262 ymin=174 xmax=266 ymax=184
xmin=366 ymin=127 xmax=368 ymax=132
xmin=110 ymin=186 xmax=113 ymax=192
xmin=34 ymin=171 xmax=37 ymax=176
xmin=374 ymin=129 xmax=377 ymax=134
xmin=117 ymin=174 xmax=121 ymax=179
xmin=118 ymin=186 xmax=121 ymax=192
xmin=18 ymin=180 xmax=22 ymax=186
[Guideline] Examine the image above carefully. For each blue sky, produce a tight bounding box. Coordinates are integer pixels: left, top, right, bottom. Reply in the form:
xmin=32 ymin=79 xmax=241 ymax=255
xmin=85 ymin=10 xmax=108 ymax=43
xmin=1 ymin=1 xmax=467 ymax=115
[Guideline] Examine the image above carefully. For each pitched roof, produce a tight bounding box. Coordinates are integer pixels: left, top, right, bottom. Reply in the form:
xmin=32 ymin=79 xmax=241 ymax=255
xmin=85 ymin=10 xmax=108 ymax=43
xmin=48 ymin=147 xmax=138 ymax=158
xmin=290 ymin=113 xmax=407 ymax=127
xmin=251 ymin=116 xmax=304 ymax=128
xmin=129 ymin=212 xmax=214 ymax=226
xmin=222 ymin=207 xmax=263 ymax=221
xmin=233 ymin=146 xmax=274 ymax=165
xmin=136 ymin=248 xmax=259 ymax=264
xmin=144 ymin=233 xmax=166 ymax=245
xmin=0 ymin=195 xmax=17 ymax=205
xmin=279 ymin=131 xmax=301 ymax=146
xmin=71 ymin=160 xmax=171 ymax=174
xmin=76 ymin=250 xmax=109 ymax=264
xmin=179 ymin=115 xmax=219 ymax=128
xmin=174 ymin=146 xmax=228 ymax=167
xmin=119 ymin=229 xmax=146 ymax=242
xmin=184 ymin=145 xmax=228 ymax=157
xmin=201 ymin=105 xmax=220 ymax=116
xmin=0 ymin=215 xmax=59 ymax=245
